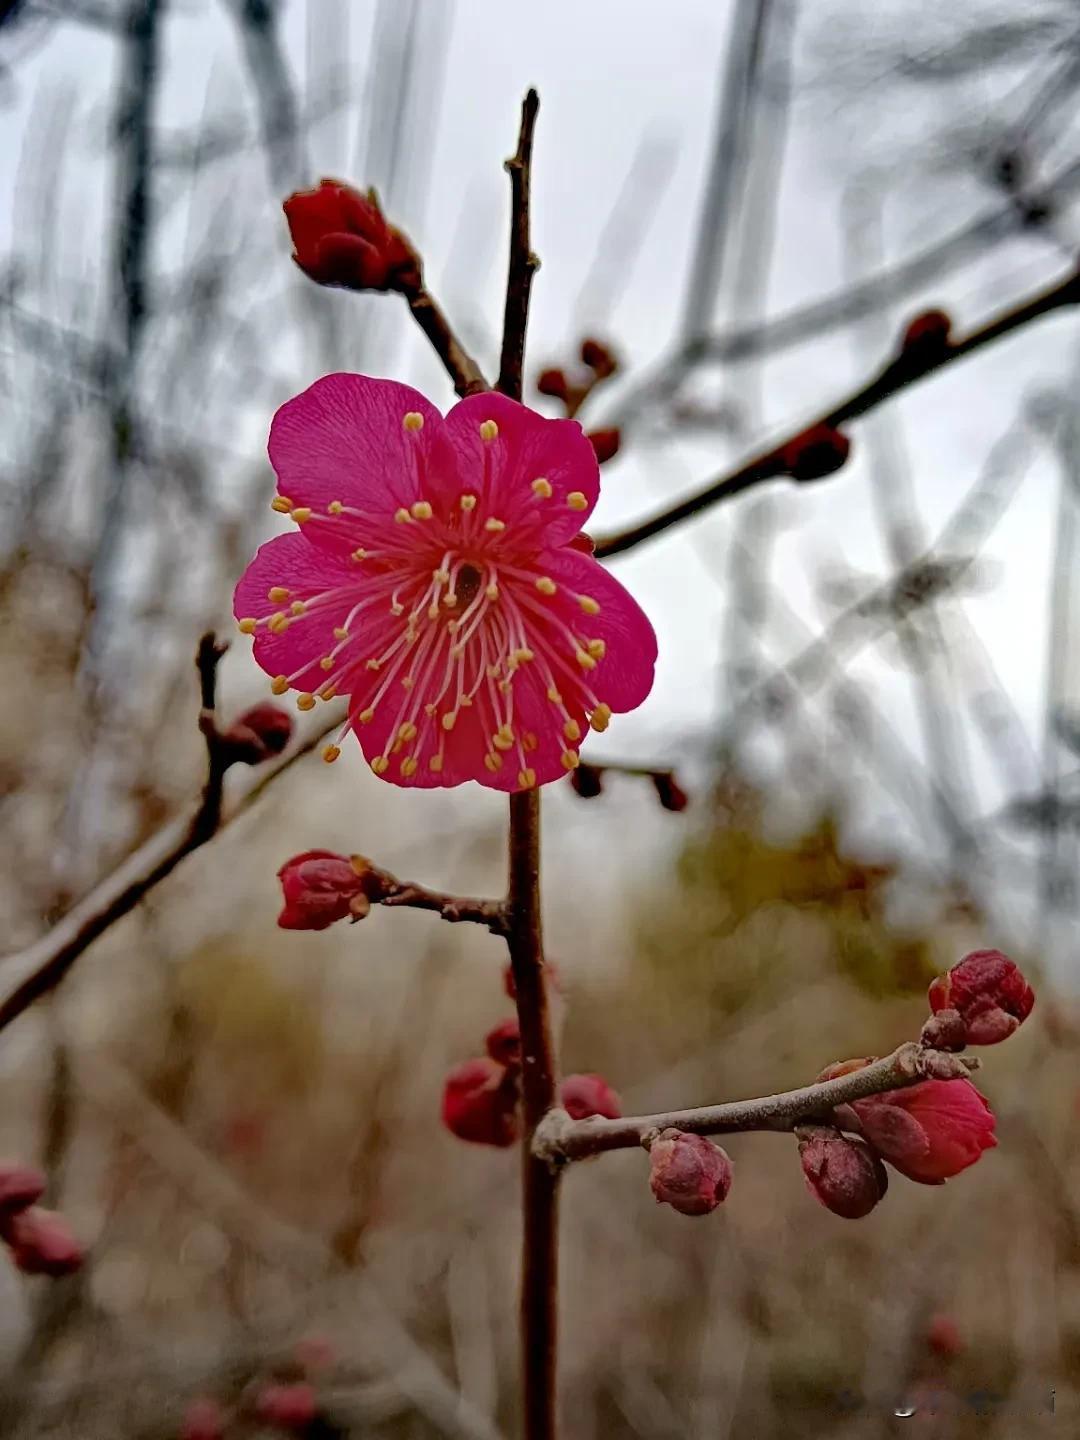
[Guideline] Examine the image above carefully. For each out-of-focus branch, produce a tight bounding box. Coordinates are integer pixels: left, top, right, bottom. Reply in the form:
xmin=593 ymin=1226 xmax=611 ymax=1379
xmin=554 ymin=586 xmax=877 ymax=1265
xmin=594 ymin=264 xmax=1080 ymax=558
xmin=534 ymin=1043 xmax=978 ymax=1164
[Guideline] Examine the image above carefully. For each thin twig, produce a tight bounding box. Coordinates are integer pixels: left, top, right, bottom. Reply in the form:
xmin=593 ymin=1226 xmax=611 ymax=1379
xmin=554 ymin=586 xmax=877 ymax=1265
xmin=359 ymin=860 xmax=509 ymax=936
xmin=498 ymin=88 xmax=540 ymax=398
xmin=594 ymin=264 xmax=1080 ymax=559
xmin=406 ymin=285 xmax=490 ymax=397
xmin=533 ymin=1043 xmax=979 ymax=1164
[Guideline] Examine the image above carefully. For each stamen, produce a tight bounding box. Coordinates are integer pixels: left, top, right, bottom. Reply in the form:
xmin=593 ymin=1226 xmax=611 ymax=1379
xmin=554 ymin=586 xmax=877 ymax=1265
xmin=575 ymin=650 xmax=596 ymax=669
xmin=268 ymin=613 xmax=290 ymax=634
xmin=323 ymin=745 xmax=341 ymax=763
xmin=319 ymin=656 xmax=334 ymax=671
xmin=394 ymin=508 xmax=412 ymax=524
xmin=292 ymin=507 xmax=312 ymax=524
xmin=328 ymin=501 xmax=344 ymax=514
xmin=561 ymin=750 xmax=580 ymax=770
xmin=297 ymin=693 xmax=316 ymax=711
xmin=486 ymin=582 xmax=499 ymax=601
xmin=318 ymin=684 xmax=337 ymax=700
xmin=271 ymin=675 xmax=288 ymax=695
xmin=460 ymin=494 xmax=477 ymax=511
xmin=479 ymin=420 xmax=499 ymax=441
xmin=271 ymin=496 xmax=293 ymax=514
xmin=398 ymin=722 xmax=417 ymax=743
xmin=578 ymin=595 xmax=600 ymax=615
xmin=358 ymin=708 xmax=375 ymax=724
xmin=563 ymin=719 xmax=581 ymax=741
xmin=567 ymin=492 xmax=588 ymax=511
xmin=484 ymin=752 xmax=503 ymax=772
xmin=535 ymin=577 xmax=556 ymax=596
xmin=532 ymin=477 xmax=553 ymax=498
xmin=371 ymin=756 xmax=390 ymax=774
xmin=547 ymin=686 xmax=563 ymax=704
xmin=411 ymin=501 xmax=433 ymax=520
xmin=267 ymin=587 xmax=289 ymax=603
xmin=238 ymin=617 xmax=257 ymax=634
xmin=523 ymin=732 xmax=538 ymax=752
xmin=333 ymin=626 xmax=349 ymax=640
xmin=290 ymin=601 xmax=306 ymax=616
xmin=587 ymin=638 xmax=606 ymax=659
xmin=401 ymin=756 xmax=419 ymax=777
xmin=484 ymin=518 xmax=506 ymax=533
xmin=403 ymin=411 xmax=425 ymax=431
xmin=352 ymin=548 xmax=367 ymax=562
xmin=429 ymin=754 xmax=444 ymax=772
xmin=591 ymin=703 xmax=612 ymax=732
xmin=517 ymin=768 xmax=537 ymax=789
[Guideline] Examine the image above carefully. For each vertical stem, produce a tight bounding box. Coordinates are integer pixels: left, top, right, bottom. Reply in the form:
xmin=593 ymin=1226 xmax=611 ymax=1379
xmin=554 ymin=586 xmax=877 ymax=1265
xmin=507 ymin=790 xmax=559 ymax=1440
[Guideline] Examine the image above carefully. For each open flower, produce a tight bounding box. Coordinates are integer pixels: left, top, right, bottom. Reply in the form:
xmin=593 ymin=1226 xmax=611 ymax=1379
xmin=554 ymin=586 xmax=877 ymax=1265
xmin=235 ymin=375 xmax=657 ymax=790
xmin=849 ymin=1079 xmax=996 ymax=1185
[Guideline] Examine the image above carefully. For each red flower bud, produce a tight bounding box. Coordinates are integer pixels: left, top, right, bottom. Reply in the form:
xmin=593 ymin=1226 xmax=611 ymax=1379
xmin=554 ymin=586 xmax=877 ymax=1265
xmin=587 ymin=428 xmax=621 ymax=464
xmin=276 ymin=850 xmax=372 ymax=931
xmin=560 ymin=1073 xmax=621 ymax=1120
xmin=485 ymin=1018 xmax=521 ymax=1068
xmin=798 ymin=1128 xmax=888 ymax=1219
xmin=780 ymin=424 xmax=850 ymax=482
xmin=220 ymin=702 xmax=293 ymax=765
xmin=441 ymin=1058 xmax=520 ymax=1147
xmin=649 ymin=1129 xmax=733 ymax=1216
xmin=580 ymin=337 xmax=618 ymax=377
xmin=254 ymin=1382 xmax=317 ymax=1431
xmin=651 ymin=771 xmax=689 ymax=812
xmin=928 ymin=949 xmax=1034 ymax=1045
xmin=283 ymin=179 xmax=417 ymax=293
xmin=570 ymin=762 xmax=604 ymax=799
xmin=926 ymin=1313 xmax=964 ymax=1359
xmin=0 ymin=1162 xmax=45 ymax=1217
xmin=536 ymin=367 xmax=570 ymax=400
xmin=850 ymin=1079 xmax=996 ymax=1184
xmin=3 ymin=1206 xmax=83 ymax=1277
xmin=901 ymin=308 xmax=952 ymax=355
xmin=180 ymin=1397 xmax=226 ymax=1440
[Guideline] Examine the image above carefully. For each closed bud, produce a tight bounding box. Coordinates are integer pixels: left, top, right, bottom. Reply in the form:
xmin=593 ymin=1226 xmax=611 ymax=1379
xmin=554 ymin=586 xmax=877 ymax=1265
xmin=580 ymin=337 xmax=618 ymax=377
xmin=649 ymin=1129 xmax=733 ymax=1216
xmin=536 ymin=367 xmax=570 ymax=400
xmin=283 ymin=179 xmax=418 ymax=293
xmin=0 ymin=1162 xmax=45 ymax=1217
xmin=560 ymin=1073 xmax=621 ymax=1120
xmin=3 ymin=1206 xmax=83 ymax=1277
xmin=798 ymin=1127 xmax=888 ymax=1219
xmin=587 ymin=428 xmax=620 ymax=464
xmin=901 ymin=308 xmax=952 ymax=355
xmin=180 ymin=1397 xmax=226 ymax=1440
xmin=485 ymin=1018 xmax=521 ymax=1068
xmin=441 ymin=1057 xmax=520 ymax=1147
xmin=926 ymin=1312 xmax=964 ymax=1359
xmin=928 ymin=949 xmax=1034 ymax=1045
xmin=850 ymin=1079 xmax=996 ymax=1184
xmin=254 ymin=1382 xmax=317 ymax=1431
xmin=220 ymin=701 xmax=293 ymax=765
xmin=276 ymin=850 xmax=373 ymax=931
xmin=920 ymin=1008 xmax=967 ymax=1052
xmin=780 ymin=423 xmax=850 ymax=482
xmin=570 ymin=762 xmax=604 ymax=799
xmin=651 ymin=771 xmax=688 ymax=812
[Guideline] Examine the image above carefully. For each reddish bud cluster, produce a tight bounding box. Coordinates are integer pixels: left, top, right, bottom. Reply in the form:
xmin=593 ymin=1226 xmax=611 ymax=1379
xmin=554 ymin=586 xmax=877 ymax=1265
xmin=649 ymin=1129 xmax=733 ymax=1216
xmin=536 ymin=367 xmax=570 ymax=401
xmin=780 ymin=423 xmax=851 ymax=482
xmin=587 ymin=427 xmax=621 ymax=464
xmin=569 ymin=762 xmax=691 ymax=809
xmin=560 ymin=1073 xmax=621 ymax=1120
xmin=219 ymin=702 xmax=293 ymax=766
xmin=580 ymin=337 xmax=618 ymax=378
xmin=442 ymin=1056 xmax=520 ymax=1147
xmin=927 ymin=949 xmax=1035 ymax=1046
xmin=283 ymin=179 xmax=419 ymax=293
xmin=798 ymin=1128 xmax=888 ymax=1219
xmin=0 ymin=1163 xmax=82 ymax=1278
xmin=276 ymin=850 xmax=389 ymax=930
xmin=534 ymin=337 xmax=620 ymax=419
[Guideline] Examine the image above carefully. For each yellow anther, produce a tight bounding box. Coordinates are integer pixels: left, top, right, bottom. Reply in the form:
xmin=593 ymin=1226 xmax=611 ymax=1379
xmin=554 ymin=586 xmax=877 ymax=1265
xmin=433 ymin=568 xmax=450 ymax=583
xmin=318 ymin=684 xmax=337 ymax=700
xmin=517 ymin=768 xmax=537 ymax=789
xmin=487 ymin=663 xmax=502 ymax=679
xmin=328 ymin=500 xmax=344 ymax=514
xmin=270 ymin=675 xmax=288 ymax=695
xmin=365 ymin=658 xmax=381 ymax=671
xmin=567 ymin=491 xmax=588 ymax=511
xmin=561 ymin=750 xmax=580 ymax=771
xmin=322 ymin=744 xmax=341 ymax=763
xmin=358 ymin=707 xmax=375 ymax=724
xmin=401 ymin=676 xmax=415 ymax=690
xmin=512 ymin=647 xmax=535 ymax=664
xmin=523 ymin=732 xmax=538 ymax=752
xmin=590 ymin=703 xmax=612 ymax=732
xmin=319 ymin=656 xmax=334 ymax=671
xmin=333 ymin=626 xmax=349 ymax=640
xmin=493 ymin=731 xmax=515 ymax=752
xmin=484 ymin=752 xmax=503 ymax=773
xmin=443 ymin=592 xmax=458 ymax=607
xmin=351 ymin=548 xmax=367 ymax=562
xmin=563 ymin=718 xmax=581 ymax=742
xmin=401 ymin=756 xmax=419 ymax=778
xmin=587 ymin=638 xmax=606 ymax=660
xmin=547 ymin=686 xmax=563 ymax=705
xmin=411 ymin=500 xmax=433 ymax=520
xmin=267 ymin=586 xmax=289 ymax=603
xmin=484 ymin=517 xmax=506 ymax=533
xmin=403 ymin=411 xmax=425 ymax=431
xmin=479 ymin=419 xmax=499 ymax=441
xmin=371 ymin=756 xmax=390 ymax=775
xmin=292 ymin=507 xmax=312 ymax=524
xmin=398 ymin=722 xmax=417 ymax=743
xmin=578 ymin=595 xmax=600 ymax=615
xmin=390 ymin=600 xmax=404 ymax=616
xmin=424 ymin=703 xmax=437 ymax=716
xmin=535 ymin=576 xmax=557 ymax=596
xmin=450 ymin=643 xmax=465 ymax=659
xmin=532 ymin=477 xmax=553 ymax=498
xmin=394 ymin=508 xmax=412 ymax=524
xmin=485 ymin=582 xmax=499 ymax=601
xmin=290 ymin=601 xmax=306 ymax=616
xmin=575 ymin=649 xmax=596 ymax=670
xmin=442 ymin=711 xmax=457 ymax=731
xmin=268 ymin=612 xmax=290 ymax=634
xmin=271 ymin=496 xmax=293 ymax=514
xmin=237 ymin=617 xmax=257 ymax=634
xmin=428 ymin=603 xmax=440 ymax=620
xmin=460 ymin=493 xmax=477 ymax=511
xmin=297 ymin=693 xmax=316 ymax=711
xmin=405 ymin=626 xmax=418 ymax=642
xmin=499 ymin=679 xmax=512 ymax=694
xmin=460 ymin=694 xmax=473 ymax=707
xmin=429 ymin=754 xmax=444 ymax=773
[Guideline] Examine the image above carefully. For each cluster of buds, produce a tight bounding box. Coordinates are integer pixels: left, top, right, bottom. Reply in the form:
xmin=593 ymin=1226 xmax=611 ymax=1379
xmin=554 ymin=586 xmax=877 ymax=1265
xmin=535 ymin=337 xmax=621 ymax=460
xmin=0 ymin=1163 xmax=82 ymax=1277
xmin=570 ymin=762 xmax=689 ymax=811
xmin=216 ymin=701 xmax=293 ymax=767
xmin=442 ymin=965 xmax=620 ymax=1146
xmin=800 ymin=950 xmax=1033 ymax=1219
xmin=275 ymin=851 xmax=391 ymax=930
xmin=283 ymin=178 xmax=420 ymax=294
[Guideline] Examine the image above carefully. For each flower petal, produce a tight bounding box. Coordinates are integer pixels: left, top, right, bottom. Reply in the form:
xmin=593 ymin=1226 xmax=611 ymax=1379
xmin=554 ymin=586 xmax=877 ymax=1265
xmin=443 ymin=393 xmax=600 ymax=548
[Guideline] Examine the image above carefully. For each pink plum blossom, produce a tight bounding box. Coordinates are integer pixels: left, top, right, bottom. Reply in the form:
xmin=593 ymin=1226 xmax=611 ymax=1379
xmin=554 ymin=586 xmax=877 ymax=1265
xmin=235 ymin=375 xmax=656 ymax=791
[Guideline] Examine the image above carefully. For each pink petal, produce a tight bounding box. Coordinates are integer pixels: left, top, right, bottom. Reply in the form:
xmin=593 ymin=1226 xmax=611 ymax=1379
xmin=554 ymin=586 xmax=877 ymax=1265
xmin=268 ymin=373 xmax=462 ymax=545
xmin=443 ymin=394 xmax=600 ymax=548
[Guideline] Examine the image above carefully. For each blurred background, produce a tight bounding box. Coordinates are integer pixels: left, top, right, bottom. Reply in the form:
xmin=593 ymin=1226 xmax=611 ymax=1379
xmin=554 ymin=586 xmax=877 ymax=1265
xmin=1 ymin=0 xmax=1079 ymax=1434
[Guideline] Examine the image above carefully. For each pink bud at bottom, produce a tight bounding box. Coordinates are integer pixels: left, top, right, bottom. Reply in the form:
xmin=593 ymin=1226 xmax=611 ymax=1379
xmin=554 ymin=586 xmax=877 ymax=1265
xmin=255 ymin=1382 xmax=317 ymax=1431
xmin=649 ymin=1129 xmax=733 ymax=1216
xmin=560 ymin=1073 xmax=621 ymax=1120
xmin=799 ymin=1129 xmax=888 ymax=1219
xmin=3 ymin=1207 xmax=83 ymax=1276
xmin=0 ymin=1162 xmax=46 ymax=1217
xmin=441 ymin=1057 xmax=520 ymax=1147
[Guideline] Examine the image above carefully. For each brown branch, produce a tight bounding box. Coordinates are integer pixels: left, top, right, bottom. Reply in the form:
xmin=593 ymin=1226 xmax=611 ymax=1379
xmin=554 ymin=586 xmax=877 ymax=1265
xmin=498 ymin=87 xmax=540 ymax=399
xmin=359 ymin=861 xmax=509 ymax=936
xmin=405 ymin=286 xmax=489 ymax=398
xmin=533 ymin=1043 xmax=979 ymax=1165
xmin=594 ymin=265 xmax=1080 ymax=559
